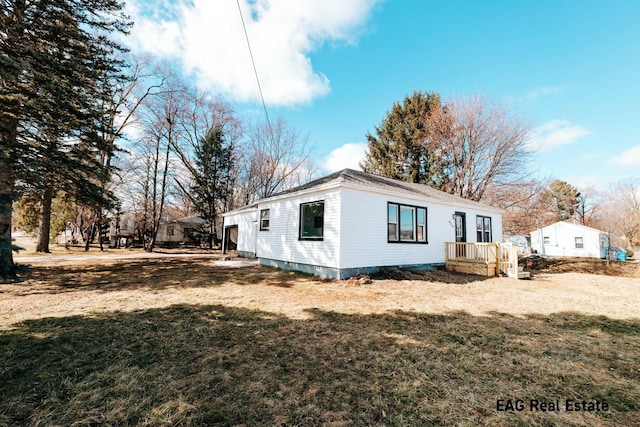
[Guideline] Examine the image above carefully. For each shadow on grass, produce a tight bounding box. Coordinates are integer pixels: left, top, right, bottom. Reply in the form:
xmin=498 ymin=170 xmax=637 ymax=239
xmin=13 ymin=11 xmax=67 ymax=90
xmin=11 ymin=260 xmax=307 ymax=295
xmin=1 ymin=306 xmax=639 ymax=426
xmin=10 ymin=260 xmax=498 ymax=296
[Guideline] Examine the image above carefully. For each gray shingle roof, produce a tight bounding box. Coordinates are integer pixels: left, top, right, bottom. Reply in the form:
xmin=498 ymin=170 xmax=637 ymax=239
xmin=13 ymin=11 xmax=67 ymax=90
xmin=269 ymin=168 xmax=501 ymax=212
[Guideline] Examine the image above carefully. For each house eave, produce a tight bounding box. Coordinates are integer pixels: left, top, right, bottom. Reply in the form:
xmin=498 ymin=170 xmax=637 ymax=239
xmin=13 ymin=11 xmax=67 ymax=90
xmin=337 ymin=181 xmax=504 ymax=214
xmin=224 ymin=169 xmax=504 ymax=215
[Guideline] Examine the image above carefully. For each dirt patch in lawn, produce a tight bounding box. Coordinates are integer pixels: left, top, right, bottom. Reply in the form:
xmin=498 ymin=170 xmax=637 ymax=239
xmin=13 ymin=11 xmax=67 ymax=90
xmin=522 ymin=255 xmax=640 ymax=278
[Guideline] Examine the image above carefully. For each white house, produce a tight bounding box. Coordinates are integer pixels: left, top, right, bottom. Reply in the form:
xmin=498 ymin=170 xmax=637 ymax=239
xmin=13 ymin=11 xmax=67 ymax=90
xmin=530 ymin=221 xmax=610 ymax=259
xmin=222 ymin=169 xmax=503 ymax=279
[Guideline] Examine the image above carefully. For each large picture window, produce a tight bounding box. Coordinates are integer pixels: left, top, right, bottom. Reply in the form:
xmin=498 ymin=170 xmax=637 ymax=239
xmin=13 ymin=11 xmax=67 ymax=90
xmin=388 ymin=202 xmax=427 ymax=243
xmin=299 ymin=201 xmax=324 ymax=240
xmin=476 ymin=216 xmax=492 ymax=242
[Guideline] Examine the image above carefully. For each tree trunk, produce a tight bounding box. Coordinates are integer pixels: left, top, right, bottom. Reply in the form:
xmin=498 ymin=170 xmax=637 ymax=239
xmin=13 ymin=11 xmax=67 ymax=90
xmin=0 ymin=170 xmax=15 ymax=280
xmin=0 ymin=117 xmax=18 ymax=281
xmin=209 ymin=220 xmax=218 ymax=249
xmin=98 ymin=209 xmax=104 ymax=251
xmin=84 ymin=214 xmax=97 ymax=251
xmin=35 ymin=187 xmax=54 ymax=253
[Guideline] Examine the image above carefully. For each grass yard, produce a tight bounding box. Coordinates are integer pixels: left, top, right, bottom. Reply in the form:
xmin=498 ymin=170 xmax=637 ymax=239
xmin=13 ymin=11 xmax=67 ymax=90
xmin=1 ymin=257 xmax=639 ymax=426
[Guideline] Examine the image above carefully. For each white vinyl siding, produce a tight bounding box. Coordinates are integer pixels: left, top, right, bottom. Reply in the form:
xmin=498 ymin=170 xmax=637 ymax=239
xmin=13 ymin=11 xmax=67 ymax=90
xmin=256 ymin=190 xmax=340 ymax=268
xmin=339 ymin=187 xmax=501 ymax=269
xmin=226 ymin=182 xmax=503 ymax=274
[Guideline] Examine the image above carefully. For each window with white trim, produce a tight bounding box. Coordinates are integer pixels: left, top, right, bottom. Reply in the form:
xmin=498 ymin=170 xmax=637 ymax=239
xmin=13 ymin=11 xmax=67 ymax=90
xmin=575 ymin=236 xmax=584 ymax=248
xmin=388 ymin=202 xmax=427 ymax=243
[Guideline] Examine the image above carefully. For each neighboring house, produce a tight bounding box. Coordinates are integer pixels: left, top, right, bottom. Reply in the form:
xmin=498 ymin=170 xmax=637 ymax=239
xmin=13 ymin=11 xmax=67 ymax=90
xmin=504 ymin=235 xmax=531 ymax=255
xmin=158 ymin=216 xmax=207 ymax=246
xmin=222 ymin=168 xmax=503 ymax=279
xmin=110 ymin=214 xmax=207 ymax=247
xmin=530 ymin=221 xmax=610 ymax=259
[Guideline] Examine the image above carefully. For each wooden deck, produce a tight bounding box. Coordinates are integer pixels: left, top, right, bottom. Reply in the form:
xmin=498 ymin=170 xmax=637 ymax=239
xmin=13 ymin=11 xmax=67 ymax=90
xmin=445 ymin=242 xmax=530 ymax=279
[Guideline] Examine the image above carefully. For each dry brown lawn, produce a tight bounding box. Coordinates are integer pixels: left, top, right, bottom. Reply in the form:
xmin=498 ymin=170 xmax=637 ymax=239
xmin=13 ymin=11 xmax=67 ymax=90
xmin=2 ymin=257 xmax=639 ymax=328
xmin=2 ymin=254 xmax=639 ymax=426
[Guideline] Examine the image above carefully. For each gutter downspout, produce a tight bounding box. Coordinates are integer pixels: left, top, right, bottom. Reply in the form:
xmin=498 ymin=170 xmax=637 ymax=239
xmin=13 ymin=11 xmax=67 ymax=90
xmin=221 ymin=217 xmax=227 ymax=254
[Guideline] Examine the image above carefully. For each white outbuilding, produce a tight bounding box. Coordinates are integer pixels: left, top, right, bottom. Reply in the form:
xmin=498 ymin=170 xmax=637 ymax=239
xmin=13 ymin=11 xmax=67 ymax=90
xmin=222 ymin=168 xmax=503 ymax=279
xmin=530 ymin=221 xmax=610 ymax=259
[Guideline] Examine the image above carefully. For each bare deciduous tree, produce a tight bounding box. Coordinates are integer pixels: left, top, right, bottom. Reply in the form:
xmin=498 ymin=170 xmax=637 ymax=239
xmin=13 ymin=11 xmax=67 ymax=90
xmin=483 ymin=178 xmax=550 ymax=236
xmin=428 ymin=94 xmax=532 ymax=201
xmin=576 ymin=186 xmax=603 ymax=227
xmin=237 ymin=117 xmax=315 ymax=205
xmin=601 ymin=179 xmax=640 ymax=248
xmin=130 ymin=80 xmax=184 ymax=252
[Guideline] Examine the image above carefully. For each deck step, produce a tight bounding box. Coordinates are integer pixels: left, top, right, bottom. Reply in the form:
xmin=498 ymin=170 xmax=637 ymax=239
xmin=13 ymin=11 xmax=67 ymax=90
xmin=517 ymin=271 xmax=531 ymax=279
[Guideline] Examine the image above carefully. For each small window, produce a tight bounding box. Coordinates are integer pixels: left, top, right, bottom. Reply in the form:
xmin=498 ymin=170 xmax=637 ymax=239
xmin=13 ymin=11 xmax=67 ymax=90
xmin=260 ymin=209 xmax=270 ymax=231
xmin=388 ymin=204 xmax=398 ymax=241
xmin=575 ymin=237 xmax=584 ymax=249
xmin=300 ymin=201 xmax=324 ymax=240
xmin=476 ymin=216 xmax=492 ymax=242
xmin=543 ymin=236 xmax=550 ymax=244
xmin=416 ymin=208 xmax=426 ymax=242
xmin=388 ymin=202 xmax=427 ymax=243
xmin=166 ymin=225 xmax=175 ymax=236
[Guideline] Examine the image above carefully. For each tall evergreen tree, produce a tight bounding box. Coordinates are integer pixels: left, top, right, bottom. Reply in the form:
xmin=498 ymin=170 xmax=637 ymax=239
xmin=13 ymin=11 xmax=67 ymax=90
xmin=0 ymin=0 xmax=130 ymax=278
xmin=541 ymin=179 xmax=581 ymax=222
xmin=189 ymin=125 xmax=234 ymax=248
xmin=360 ymin=91 xmax=445 ymax=186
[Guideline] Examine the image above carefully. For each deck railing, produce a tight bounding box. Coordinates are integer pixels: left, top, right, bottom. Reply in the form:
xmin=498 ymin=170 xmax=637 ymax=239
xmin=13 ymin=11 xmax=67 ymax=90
xmin=498 ymin=244 xmax=519 ymax=277
xmin=445 ymin=242 xmax=520 ymax=278
xmin=445 ymin=242 xmax=498 ymax=264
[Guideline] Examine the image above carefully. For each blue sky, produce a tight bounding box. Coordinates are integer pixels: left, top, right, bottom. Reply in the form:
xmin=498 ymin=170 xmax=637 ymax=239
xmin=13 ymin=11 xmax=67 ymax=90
xmin=126 ymin=0 xmax=640 ymax=190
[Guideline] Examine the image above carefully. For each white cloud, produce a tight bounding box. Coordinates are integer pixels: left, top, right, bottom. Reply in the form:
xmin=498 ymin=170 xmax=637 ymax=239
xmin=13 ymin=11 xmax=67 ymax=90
xmin=126 ymin=0 xmax=380 ymax=106
xmin=528 ymin=119 xmax=591 ymax=152
xmin=609 ymin=144 xmax=640 ymax=166
xmin=523 ymin=85 xmax=564 ymax=101
xmin=323 ymin=142 xmax=368 ymax=172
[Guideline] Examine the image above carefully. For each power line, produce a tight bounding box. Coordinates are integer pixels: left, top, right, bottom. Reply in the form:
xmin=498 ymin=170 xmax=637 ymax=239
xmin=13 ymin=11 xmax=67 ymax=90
xmin=236 ymin=0 xmax=275 ymax=142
